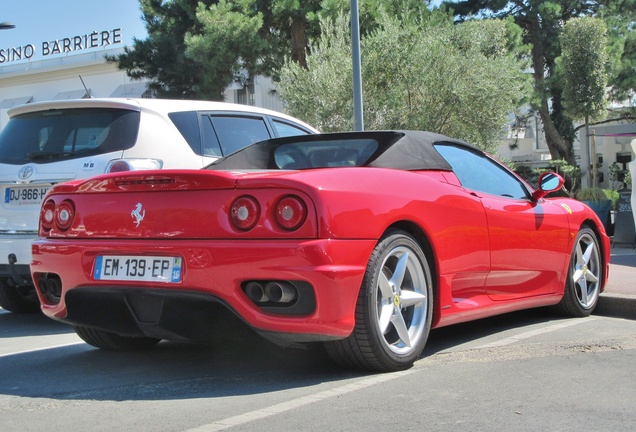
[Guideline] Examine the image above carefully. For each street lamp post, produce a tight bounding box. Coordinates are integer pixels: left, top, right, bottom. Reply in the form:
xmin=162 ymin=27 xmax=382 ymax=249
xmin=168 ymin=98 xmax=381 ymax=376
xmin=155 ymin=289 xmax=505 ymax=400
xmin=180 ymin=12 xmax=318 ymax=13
xmin=350 ymin=0 xmax=364 ymax=131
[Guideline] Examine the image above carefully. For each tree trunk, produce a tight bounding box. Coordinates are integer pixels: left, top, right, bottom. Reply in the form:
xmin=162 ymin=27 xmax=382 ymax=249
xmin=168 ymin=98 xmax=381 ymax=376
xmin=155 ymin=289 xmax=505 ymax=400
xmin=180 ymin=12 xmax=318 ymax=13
xmin=290 ymin=15 xmax=308 ymax=69
xmin=528 ymin=13 xmax=575 ymax=166
xmin=537 ymin=101 xmax=574 ymax=163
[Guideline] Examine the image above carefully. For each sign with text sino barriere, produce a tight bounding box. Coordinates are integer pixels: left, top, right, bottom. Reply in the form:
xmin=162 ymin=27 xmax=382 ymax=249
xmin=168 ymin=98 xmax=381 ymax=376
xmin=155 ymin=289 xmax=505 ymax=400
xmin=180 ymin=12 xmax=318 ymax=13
xmin=0 ymin=28 xmax=122 ymax=65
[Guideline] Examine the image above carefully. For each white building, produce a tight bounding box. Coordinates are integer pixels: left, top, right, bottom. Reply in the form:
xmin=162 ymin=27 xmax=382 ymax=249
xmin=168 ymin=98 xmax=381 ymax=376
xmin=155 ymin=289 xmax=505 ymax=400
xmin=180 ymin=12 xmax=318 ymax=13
xmin=498 ymin=109 xmax=636 ymax=190
xmin=0 ymin=35 xmax=284 ymax=130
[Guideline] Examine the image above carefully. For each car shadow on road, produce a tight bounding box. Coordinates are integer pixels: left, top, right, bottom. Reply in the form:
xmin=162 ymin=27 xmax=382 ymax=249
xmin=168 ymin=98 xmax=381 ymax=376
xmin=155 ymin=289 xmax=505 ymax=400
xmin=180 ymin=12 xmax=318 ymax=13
xmin=423 ymin=307 xmax=568 ymax=356
xmin=0 ymin=307 xmax=568 ymax=403
xmin=0 ymin=308 xmax=75 ymax=338
xmin=0 ymin=314 xmax=365 ymax=401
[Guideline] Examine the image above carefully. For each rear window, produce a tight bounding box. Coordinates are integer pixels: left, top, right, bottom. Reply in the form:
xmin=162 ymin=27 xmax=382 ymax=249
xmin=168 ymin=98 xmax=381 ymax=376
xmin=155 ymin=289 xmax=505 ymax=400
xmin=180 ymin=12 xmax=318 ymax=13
xmin=0 ymin=108 xmax=140 ymax=164
xmin=274 ymin=139 xmax=379 ymax=169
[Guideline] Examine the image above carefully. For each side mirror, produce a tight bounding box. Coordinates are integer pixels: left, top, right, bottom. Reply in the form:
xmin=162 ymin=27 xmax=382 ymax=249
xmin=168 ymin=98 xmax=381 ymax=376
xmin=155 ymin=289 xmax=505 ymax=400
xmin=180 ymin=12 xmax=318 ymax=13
xmin=531 ymin=172 xmax=564 ymax=201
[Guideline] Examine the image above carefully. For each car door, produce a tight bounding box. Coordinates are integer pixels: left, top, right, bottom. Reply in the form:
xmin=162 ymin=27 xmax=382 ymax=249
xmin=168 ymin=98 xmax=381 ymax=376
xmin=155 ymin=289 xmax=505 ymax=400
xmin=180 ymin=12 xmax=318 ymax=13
xmin=435 ymin=143 xmax=571 ymax=300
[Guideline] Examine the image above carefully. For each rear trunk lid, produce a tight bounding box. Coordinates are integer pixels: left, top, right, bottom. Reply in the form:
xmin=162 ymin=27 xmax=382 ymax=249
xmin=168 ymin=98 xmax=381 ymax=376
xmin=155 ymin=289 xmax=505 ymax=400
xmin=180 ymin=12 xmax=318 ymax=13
xmin=42 ymin=170 xmax=316 ymax=240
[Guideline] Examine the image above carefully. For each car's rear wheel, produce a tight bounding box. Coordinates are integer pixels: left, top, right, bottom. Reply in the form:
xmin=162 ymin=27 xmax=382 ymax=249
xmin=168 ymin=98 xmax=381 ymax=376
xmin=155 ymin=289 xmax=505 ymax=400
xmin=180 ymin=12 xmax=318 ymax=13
xmin=555 ymin=226 xmax=602 ymax=317
xmin=0 ymin=278 xmax=40 ymax=313
xmin=75 ymin=326 xmax=161 ymax=351
xmin=325 ymin=229 xmax=433 ymax=371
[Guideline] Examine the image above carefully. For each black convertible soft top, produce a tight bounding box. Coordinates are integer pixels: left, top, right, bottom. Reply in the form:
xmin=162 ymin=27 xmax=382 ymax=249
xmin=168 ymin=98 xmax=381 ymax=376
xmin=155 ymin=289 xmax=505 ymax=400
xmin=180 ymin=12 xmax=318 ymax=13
xmin=208 ymin=130 xmax=478 ymax=171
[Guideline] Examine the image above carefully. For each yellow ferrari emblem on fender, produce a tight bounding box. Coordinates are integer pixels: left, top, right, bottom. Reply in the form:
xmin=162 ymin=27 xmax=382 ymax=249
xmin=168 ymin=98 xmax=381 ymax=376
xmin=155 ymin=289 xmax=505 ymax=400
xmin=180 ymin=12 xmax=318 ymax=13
xmin=561 ymin=203 xmax=572 ymax=214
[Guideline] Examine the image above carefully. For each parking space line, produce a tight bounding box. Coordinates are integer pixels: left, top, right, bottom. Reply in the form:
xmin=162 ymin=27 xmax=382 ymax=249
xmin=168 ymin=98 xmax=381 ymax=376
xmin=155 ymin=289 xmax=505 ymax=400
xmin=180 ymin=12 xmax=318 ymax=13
xmin=184 ymin=318 xmax=599 ymax=431
xmin=0 ymin=341 xmax=84 ymax=359
xmin=184 ymin=369 xmax=416 ymax=432
xmin=476 ymin=317 xmax=595 ymax=349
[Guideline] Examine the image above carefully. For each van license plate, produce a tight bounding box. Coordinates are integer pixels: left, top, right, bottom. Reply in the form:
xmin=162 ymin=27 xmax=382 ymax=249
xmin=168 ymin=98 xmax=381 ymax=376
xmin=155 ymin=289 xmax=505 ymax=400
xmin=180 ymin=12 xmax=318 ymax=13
xmin=4 ymin=186 xmax=50 ymax=206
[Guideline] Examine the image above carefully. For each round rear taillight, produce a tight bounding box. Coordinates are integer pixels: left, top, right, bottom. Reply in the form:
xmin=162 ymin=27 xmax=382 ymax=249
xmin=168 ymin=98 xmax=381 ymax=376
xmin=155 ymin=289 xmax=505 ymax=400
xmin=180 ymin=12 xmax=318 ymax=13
xmin=55 ymin=200 xmax=75 ymax=231
xmin=275 ymin=196 xmax=307 ymax=231
xmin=41 ymin=200 xmax=56 ymax=231
xmin=230 ymin=196 xmax=260 ymax=231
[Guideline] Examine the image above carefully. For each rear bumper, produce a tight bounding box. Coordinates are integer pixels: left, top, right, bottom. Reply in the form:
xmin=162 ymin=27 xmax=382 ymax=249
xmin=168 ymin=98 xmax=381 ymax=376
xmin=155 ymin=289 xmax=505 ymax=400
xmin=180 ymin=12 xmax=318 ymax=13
xmin=32 ymin=238 xmax=377 ymax=342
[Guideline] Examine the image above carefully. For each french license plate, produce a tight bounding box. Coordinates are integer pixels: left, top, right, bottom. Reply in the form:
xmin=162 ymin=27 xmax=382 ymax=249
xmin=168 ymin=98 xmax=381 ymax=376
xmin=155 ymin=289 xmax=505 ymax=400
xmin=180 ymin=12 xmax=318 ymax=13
xmin=94 ymin=256 xmax=182 ymax=283
xmin=4 ymin=186 xmax=50 ymax=206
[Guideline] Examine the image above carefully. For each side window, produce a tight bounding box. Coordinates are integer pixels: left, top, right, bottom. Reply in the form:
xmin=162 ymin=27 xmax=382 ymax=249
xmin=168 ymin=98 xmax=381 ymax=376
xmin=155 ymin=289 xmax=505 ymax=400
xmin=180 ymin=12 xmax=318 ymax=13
xmin=208 ymin=116 xmax=271 ymax=156
xmin=272 ymin=119 xmax=312 ymax=137
xmin=435 ymin=144 xmax=529 ymax=199
xmin=169 ymin=112 xmax=278 ymax=158
xmin=168 ymin=111 xmax=202 ymax=155
xmin=201 ymin=117 xmax=222 ymax=157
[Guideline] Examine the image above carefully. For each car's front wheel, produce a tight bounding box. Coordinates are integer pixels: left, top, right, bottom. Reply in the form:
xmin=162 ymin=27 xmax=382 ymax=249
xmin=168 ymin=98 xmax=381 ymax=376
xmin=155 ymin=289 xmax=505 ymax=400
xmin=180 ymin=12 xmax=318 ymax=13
xmin=75 ymin=326 xmax=161 ymax=351
xmin=555 ymin=226 xmax=602 ymax=317
xmin=325 ymin=229 xmax=433 ymax=371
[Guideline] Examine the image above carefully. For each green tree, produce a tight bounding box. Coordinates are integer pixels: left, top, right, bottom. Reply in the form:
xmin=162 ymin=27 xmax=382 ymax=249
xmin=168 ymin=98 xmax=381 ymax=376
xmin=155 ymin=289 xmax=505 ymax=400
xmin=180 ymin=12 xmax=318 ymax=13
xmin=110 ymin=0 xmax=322 ymax=100
xmin=184 ymin=1 xmax=267 ymax=100
xmin=601 ymin=0 xmax=636 ymax=107
xmin=318 ymin=0 xmax=435 ymax=33
xmin=277 ymin=11 xmax=531 ymax=152
xmin=109 ymin=0 xmax=216 ymax=99
xmin=561 ymin=17 xmax=608 ymax=121
xmin=445 ymin=0 xmax=636 ymax=164
xmin=256 ymin=0 xmax=322 ymax=70
xmin=560 ymin=17 xmax=608 ymax=186
xmin=277 ymin=14 xmax=355 ymax=132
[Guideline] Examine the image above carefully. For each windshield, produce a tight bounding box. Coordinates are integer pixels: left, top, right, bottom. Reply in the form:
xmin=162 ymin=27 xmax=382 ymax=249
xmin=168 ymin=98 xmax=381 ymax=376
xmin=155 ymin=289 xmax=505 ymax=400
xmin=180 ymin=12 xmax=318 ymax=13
xmin=0 ymin=108 xmax=140 ymax=164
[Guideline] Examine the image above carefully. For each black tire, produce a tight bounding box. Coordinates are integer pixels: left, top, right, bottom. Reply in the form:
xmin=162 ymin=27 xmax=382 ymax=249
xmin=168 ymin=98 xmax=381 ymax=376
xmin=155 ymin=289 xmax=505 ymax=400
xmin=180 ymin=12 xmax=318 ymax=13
xmin=75 ymin=326 xmax=161 ymax=351
xmin=0 ymin=278 xmax=40 ymax=314
xmin=554 ymin=227 xmax=602 ymax=317
xmin=325 ymin=229 xmax=433 ymax=371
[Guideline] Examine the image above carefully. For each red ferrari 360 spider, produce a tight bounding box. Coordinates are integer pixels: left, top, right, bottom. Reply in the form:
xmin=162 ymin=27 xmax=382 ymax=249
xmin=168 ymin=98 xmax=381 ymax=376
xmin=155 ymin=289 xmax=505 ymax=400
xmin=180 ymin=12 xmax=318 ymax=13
xmin=32 ymin=131 xmax=610 ymax=371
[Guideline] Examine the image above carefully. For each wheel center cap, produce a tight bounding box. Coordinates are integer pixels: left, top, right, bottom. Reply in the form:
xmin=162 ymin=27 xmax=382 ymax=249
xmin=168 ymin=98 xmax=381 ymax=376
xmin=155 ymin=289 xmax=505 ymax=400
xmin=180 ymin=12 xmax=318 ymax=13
xmin=393 ymin=295 xmax=400 ymax=307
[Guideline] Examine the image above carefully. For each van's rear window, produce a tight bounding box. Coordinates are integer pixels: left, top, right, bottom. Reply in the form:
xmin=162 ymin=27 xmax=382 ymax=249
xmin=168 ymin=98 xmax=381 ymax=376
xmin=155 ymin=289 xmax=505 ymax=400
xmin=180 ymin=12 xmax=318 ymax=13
xmin=0 ymin=108 xmax=140 ymax=164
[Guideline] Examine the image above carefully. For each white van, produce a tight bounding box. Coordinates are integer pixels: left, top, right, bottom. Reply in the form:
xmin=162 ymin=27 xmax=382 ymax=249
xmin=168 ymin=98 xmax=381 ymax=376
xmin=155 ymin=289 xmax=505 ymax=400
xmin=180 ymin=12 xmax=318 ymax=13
xmin=0 ymin=98 xmax=317 ymax=312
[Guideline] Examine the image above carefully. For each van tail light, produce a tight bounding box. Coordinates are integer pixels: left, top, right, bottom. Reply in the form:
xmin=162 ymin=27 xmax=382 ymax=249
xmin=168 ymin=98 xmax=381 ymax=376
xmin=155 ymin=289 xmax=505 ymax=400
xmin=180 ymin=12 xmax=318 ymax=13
xmin=275 ymin=195 xmax=307 ymax=231
xmin=106 ymin=158 xmax=163 ymax=173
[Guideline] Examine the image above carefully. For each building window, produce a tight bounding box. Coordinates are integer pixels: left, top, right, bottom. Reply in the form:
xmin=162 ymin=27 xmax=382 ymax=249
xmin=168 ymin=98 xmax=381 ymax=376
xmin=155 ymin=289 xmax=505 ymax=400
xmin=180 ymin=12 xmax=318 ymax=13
xmin=236 ymin=84 xmax=255 ymax=106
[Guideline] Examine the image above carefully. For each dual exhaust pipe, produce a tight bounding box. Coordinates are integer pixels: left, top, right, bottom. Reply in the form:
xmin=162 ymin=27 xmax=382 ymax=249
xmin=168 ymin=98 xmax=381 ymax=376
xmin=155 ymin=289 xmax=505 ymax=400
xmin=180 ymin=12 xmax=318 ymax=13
xmin=244 ymin=281 xmax=298 ymax=304
xmin=37 ymin=274 xmax=62 ymax=304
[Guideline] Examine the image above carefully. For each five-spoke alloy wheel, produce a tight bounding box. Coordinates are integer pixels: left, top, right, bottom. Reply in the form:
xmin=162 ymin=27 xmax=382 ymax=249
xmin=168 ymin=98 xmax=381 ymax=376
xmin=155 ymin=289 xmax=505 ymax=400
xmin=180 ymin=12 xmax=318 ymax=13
xmin=556 ymin=226 xmax=602 ymax=317
xmin=325 ymin=229 xmax=433 ymax=371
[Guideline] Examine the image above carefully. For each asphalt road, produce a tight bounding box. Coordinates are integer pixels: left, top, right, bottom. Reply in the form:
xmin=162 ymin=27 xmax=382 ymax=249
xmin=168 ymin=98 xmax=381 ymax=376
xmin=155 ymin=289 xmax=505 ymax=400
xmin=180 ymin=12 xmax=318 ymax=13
xmin=0 ymin=249 xmax=634 ymax=432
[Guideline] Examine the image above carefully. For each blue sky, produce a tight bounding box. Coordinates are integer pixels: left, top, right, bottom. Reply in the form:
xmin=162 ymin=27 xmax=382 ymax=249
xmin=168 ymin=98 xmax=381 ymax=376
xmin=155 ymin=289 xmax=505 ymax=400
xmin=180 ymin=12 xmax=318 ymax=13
xmin=1 ymin=0 xmax=147 ymax=62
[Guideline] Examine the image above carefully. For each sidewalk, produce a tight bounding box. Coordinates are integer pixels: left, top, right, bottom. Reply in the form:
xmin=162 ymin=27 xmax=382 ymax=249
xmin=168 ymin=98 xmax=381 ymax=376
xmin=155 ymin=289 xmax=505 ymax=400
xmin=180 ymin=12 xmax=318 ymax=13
xmin=594 ymin=244 xmax=636 ymax=320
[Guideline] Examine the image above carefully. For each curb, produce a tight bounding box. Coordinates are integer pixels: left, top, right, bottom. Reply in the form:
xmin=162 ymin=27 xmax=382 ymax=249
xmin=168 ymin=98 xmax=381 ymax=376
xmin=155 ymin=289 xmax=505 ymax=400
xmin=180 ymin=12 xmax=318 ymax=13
xmin=594 ymin=293 xmax=636 ymax=321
